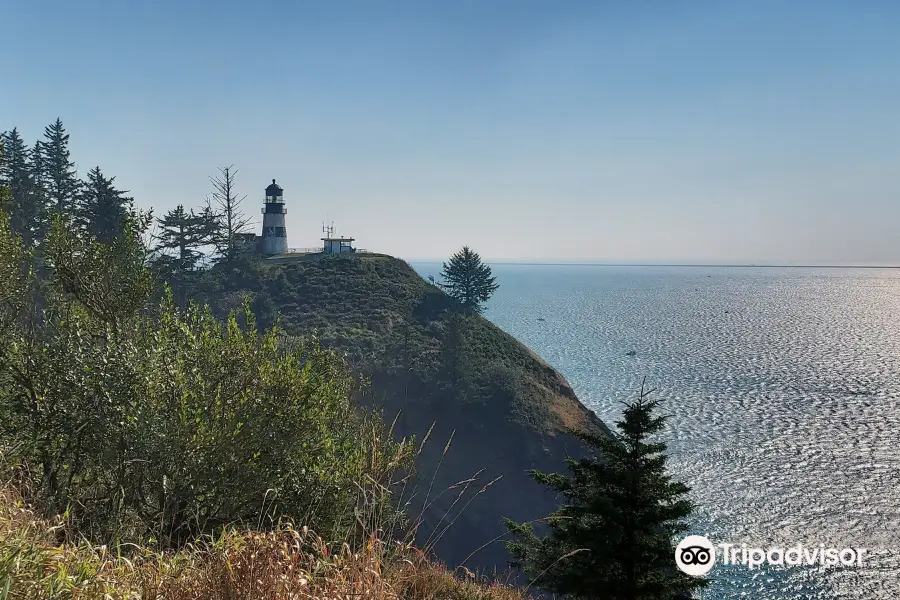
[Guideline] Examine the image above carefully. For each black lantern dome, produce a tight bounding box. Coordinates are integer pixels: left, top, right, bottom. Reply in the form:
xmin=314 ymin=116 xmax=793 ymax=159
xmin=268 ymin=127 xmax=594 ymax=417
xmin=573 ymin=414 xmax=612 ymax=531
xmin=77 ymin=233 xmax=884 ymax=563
xmin=265 ymin=179 xmax=283 ymax=196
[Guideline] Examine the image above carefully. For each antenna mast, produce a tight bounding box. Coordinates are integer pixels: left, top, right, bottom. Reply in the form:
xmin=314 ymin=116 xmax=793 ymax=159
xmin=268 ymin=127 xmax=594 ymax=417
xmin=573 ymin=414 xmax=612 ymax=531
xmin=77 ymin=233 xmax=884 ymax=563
xmin=322 ymin=221 xmax=335 ymax=238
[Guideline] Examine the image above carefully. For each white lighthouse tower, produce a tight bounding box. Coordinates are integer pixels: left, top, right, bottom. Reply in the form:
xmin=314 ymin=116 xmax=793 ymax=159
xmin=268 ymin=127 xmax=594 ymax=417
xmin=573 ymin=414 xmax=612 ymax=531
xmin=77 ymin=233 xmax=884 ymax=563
xmin=260 ymin=179 xmax=288 ymax=255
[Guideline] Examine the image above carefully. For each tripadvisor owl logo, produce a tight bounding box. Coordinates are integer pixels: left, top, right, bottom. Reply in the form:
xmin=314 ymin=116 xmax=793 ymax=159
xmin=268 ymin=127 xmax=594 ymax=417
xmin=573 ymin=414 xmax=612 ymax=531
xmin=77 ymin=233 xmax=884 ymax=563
xmin=675 ymin=535 xmax=715 ymax=576
xmin=674 ymin=535 xmax=867 ymax=576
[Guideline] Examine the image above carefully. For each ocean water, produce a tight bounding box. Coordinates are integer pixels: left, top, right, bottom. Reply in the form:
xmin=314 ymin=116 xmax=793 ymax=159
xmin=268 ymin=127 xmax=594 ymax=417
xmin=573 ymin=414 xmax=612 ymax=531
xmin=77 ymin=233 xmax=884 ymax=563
xmin=412 ymin=262 xmax=900 ymax=599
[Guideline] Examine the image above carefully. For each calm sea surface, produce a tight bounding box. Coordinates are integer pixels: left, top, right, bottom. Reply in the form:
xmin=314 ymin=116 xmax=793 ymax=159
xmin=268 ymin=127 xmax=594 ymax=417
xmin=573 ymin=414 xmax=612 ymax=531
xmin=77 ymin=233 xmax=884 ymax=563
xmin=412 ymin=263 xmax=900 ymax=599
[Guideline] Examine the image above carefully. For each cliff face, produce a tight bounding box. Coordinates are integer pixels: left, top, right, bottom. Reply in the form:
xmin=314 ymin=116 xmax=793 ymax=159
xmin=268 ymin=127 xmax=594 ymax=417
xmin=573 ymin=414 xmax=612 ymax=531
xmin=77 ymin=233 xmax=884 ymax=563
xmin=193 ymin=252 xmax=613 ymax=575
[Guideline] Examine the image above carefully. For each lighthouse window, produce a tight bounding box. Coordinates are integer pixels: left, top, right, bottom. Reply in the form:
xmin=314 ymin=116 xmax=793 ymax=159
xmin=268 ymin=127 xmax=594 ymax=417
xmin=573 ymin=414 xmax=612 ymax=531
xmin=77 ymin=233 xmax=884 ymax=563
xmin=275 ymin=227 xmax=286 ymax=237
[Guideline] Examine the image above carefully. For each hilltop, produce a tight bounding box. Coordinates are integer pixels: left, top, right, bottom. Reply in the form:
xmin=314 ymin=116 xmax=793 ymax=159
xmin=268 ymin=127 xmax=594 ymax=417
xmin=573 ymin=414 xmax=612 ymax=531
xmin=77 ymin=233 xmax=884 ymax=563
xmin=184 ymin=251 xmax=613 ymax=574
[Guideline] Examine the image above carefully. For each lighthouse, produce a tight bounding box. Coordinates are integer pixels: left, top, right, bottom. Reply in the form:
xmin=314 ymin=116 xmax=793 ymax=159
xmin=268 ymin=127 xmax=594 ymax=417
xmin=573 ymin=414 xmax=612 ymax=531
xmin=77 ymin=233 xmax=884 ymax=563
xmin=260 ymin=179 xmax=288 ymax=255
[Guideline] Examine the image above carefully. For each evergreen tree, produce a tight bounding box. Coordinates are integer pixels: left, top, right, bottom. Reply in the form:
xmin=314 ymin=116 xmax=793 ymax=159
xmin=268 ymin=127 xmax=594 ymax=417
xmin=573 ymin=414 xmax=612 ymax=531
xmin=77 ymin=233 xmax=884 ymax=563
xmin=505 ymin=384 xmax=707 ymax=600
xmin=440 ymin=246 xmax=499 ymax=314
xmin=153 ymin=204 xmax=215 ymax=270
xmin=0 ymin=129 xmax=29 ymax=180
xmin=41 ymin=118 xmax=80 ymax=217
xmin=0 ymin=145 xmax=10 ymax=213
xmin=0 ymin=129 xmax=46 ymax=247
xmin=29 ymin=139 xmax=49 ymax=243
xmin=194 ymin=202 xmax=220 ymax=247
xmin=30 ymin=140 xmax=45 ymax=190
xmin=75 ymin=166 xmax=134 ymax=243
xmin=206 ymin=165 xmax=252 ymax=262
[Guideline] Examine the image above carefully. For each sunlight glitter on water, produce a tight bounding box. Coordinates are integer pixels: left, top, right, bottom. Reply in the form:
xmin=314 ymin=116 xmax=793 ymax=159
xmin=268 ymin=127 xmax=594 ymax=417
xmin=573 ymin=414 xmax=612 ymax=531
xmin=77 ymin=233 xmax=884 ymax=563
xmin=415 ymin=263 xmax=900 ymax=599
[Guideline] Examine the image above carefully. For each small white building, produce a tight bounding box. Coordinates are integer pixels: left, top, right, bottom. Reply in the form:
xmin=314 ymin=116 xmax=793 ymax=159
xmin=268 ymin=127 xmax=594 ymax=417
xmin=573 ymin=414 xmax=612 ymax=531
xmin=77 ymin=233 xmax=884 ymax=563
xmin=322 ymin=236 xmax=355 ymax=254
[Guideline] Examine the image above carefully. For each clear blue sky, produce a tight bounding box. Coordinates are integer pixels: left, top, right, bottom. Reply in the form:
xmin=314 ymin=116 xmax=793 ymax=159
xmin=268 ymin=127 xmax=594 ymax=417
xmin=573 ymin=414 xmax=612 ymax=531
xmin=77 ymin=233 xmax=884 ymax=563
xmin=4 ymin=1 xmax=900 ymax=263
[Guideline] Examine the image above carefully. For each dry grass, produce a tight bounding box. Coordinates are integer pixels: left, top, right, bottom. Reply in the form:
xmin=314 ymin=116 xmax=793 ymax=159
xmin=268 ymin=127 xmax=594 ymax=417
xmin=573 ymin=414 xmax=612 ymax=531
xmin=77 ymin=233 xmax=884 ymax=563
xmin=546 ymin=390 xmax=592 ymax=434
xmin=0 ymin=484 xmax=528 ymax=600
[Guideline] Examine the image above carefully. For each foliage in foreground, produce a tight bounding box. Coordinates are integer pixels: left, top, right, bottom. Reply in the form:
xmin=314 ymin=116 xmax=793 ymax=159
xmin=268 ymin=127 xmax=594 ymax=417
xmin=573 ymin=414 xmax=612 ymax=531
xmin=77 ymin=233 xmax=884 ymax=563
xmin=0 ymin=483 xmax=526 ymax=600
xmin=506 ymin=384 xmax=706 ymax=600
xmin=0 ymin=207 xmax=412 ymax=549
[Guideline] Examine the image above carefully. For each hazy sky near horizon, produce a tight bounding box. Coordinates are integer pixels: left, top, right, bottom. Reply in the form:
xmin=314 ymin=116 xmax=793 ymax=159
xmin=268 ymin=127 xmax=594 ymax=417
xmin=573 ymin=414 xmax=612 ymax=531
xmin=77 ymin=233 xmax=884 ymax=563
xmin=4 ymin=1 xmax=900 ymax=263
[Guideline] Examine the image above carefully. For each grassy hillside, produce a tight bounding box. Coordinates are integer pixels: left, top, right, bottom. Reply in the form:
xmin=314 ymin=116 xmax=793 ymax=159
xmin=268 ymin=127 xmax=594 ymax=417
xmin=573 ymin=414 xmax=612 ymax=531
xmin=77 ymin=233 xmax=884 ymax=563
xmin=0 ymin=483 xmax=525 ymax=600
xmin=185 ymin=251 xmax=612 ymax=574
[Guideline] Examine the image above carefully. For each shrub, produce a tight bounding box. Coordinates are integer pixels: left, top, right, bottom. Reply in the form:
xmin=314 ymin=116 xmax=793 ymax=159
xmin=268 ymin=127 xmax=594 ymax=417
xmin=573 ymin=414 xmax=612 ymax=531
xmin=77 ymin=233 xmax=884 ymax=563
xmin=0 ymin=209 xmax=412 ymax=548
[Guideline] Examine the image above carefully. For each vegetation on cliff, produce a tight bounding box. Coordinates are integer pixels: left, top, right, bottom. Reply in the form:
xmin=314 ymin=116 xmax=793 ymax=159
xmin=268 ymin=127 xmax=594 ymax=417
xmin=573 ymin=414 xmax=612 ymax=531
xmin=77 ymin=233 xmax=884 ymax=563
xmin=1 ymin=123 xmax=702 ymax=598
xmin=0 ymin=119 xmax=614 ymax=576
xmin=0 ymin=200 xmax=522 ymax=599
xmin=0 ymin=127 xmax=536 ymax=597
xmin=167 ymin=248 xmax=613 ymax=573
xmin=0 ymin=208 xmax=410 ymax=545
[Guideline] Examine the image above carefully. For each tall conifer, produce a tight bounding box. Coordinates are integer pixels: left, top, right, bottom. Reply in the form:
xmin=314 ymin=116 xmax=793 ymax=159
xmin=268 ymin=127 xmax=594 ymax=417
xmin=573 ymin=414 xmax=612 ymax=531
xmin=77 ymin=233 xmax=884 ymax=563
xmin=440 ymin=246 xmax=499 ymax=314
xmin=76 ymin=166 xmax=134 ymax=243
xmin=0 ymin=129 xmax=46 ymax=247
xmin=41 ymin=118 xmax=80 ymax=217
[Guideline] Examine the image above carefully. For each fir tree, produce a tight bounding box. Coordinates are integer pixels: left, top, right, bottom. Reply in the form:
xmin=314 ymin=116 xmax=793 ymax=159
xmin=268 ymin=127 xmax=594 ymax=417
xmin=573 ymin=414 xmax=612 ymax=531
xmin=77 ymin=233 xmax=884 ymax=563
xmin=29 ymin=139 xmax=49 ymax=244
xmin=0 ymin=129 xmax=29 ymax=180
xmin=41 ymin=118 xmax=80 ymax=217
xmin=153 ymin=204 xmax=215 ymax=270
xmin=506 ymin=383 xmax=707 ymax=600
xmin=440 ymin=246 xmax=499 ymax=314
xmin=0 ymin=144 xmax=10 ymax=213
xmin=194 ymin=202 xmax=220 ymax=246
xmin=0 ymin=129 xmax=46 ymax=247
xmin=30 ymin=140 xmax=45 ymax=190
xmin=76 ymin=166 xmax=134 ymax=243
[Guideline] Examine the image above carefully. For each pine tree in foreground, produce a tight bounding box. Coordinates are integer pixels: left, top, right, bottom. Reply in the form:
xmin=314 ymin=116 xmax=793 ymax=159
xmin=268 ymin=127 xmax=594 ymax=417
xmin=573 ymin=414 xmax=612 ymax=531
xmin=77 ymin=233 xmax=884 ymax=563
xmin=505 ymin=383 xmax=708 ymax=600
xmin=440 ymin=246 xmax=498 ymax=314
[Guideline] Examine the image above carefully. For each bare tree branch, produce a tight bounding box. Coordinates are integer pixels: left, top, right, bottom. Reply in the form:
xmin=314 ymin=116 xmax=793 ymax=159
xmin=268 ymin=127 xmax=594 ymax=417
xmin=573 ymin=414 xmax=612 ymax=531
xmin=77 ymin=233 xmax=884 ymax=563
xmin=207 ymin=165 xmax=252 ymax=261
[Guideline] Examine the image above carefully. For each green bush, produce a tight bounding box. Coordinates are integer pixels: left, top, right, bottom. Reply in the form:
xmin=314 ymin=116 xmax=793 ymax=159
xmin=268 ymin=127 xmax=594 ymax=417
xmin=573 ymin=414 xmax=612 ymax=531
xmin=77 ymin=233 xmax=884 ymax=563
xmin=0 ymin=210 xmax=412 ymax=548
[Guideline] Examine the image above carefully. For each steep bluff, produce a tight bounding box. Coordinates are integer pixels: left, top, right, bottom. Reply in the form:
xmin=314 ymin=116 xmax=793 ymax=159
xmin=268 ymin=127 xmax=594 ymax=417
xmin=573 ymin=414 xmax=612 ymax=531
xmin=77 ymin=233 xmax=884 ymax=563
xmin=190 ymin=252 xmax=613 ymax=574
